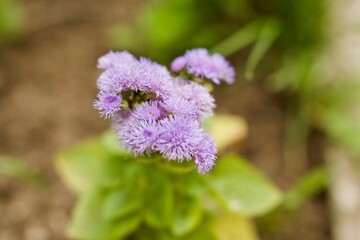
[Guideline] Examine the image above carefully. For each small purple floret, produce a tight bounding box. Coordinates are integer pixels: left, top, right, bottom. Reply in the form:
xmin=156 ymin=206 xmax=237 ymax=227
xmin=93 ymin=92 xmax=122 ymax=119
xmin=173 ymin=48 xmax=235 ymax=85
xmin=171 ymin=56 xmax=186 ymax=72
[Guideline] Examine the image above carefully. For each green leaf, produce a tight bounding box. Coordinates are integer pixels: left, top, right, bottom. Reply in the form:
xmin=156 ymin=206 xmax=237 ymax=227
xmin=283 ymin=165 xmax=328 ymax=209
xmin=245 ymin=19 xmax=280 ymax=80
xmin=174 ymin=171 xmax=207 ymax=198
xmin=185 ymin=222 xmax=217 ymax=240
xmin=211 ymin=21 xmax=261 ymax=57
xmin=211 ymin=213 xmax=259 ymax=240
xmin=145 ymin=174 xmax=174 ymax=228
xmin=55 ymin=134 xmax=135 ymax=194
xmin=69 ymin=189 xmax=140 ymax=240
xmin=103 ymin=186 xmax=144 ymax=220
xmin=0 ymin=155 xmax=45 ymax=186
xmin=170 ymin=195 xmax=202 ymax=237
xmin=210 ymin=155 xmax=282 ymax=217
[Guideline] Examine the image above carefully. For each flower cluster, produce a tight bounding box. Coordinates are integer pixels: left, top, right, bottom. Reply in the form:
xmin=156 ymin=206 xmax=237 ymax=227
xmin=171 ymin=48 xmax=235 ymax=85
xmin=94 ymin=49 xmax=234 ymax=174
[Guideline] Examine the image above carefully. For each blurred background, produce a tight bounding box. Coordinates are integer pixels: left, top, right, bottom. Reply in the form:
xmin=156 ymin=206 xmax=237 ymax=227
xmin=1 ymin=0 xmax=360 ymax=239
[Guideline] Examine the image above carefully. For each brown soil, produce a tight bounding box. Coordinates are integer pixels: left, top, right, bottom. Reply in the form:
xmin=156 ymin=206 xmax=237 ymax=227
xmin=0 ymin=1 xmax=329 ymax=239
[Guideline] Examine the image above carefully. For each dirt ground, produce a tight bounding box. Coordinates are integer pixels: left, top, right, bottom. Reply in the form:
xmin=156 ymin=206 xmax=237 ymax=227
xmin=0 ymin=0 xmax=329 ymax=239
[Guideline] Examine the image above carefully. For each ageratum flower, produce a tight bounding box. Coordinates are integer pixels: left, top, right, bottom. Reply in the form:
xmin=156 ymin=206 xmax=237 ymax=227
xmin=160 ymin=96 xmax=197 ymax=118
xmin=171 ymin=78 xmax=215 ymax=120
xmin=132 ymin=100 xmax=167 ymax=121
xmin=94 ymin=49 xmax=232 ymax=173
xmin=171 ymin=48 xmax=235 ymax=85
xmin=97 ymin=51 xmax=137 ymax=69
xmin=155 ymin=115 xmax=203 ymax=161
xmin=193 ymin=133 xmax=217 ymax=174
xmin=118 ymin=116 xmax=160 ymax=156
xmin=94 ymin=52 xmax=172 ymax=118
xmin=93 ymin=91 xmax=122 ymax=119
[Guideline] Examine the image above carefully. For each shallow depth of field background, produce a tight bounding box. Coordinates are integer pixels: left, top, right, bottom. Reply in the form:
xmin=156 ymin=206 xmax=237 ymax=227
xmin=1 ymin=0 xmax=360 ymax=239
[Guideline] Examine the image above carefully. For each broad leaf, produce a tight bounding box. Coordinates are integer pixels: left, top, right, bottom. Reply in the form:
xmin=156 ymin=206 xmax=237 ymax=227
xmin=170 ymin=195 xmax=202 ymax=237
xmin=144 ymin=174 xmax=174 ymax=228
xmin=210 ymin=155 xmax=282 ymax=217
xmin=56 ymin=135 xmax=134 ymax=194
xmin=104 ymin=185 xmax=144 ymax=220
xmin=69 ymin=189 xmax=140 ymax=240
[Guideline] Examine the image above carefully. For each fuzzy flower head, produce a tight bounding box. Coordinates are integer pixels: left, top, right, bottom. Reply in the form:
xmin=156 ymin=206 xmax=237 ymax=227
xmin=93 ymin=92 xmax=122 ymax=119
xmin=193 ymin=133 xmax=217 ymax=174
xmin=132 ymin=100 xmax=167 ymax=121
xmin=95 ymin=49 xmax=222 ymax=174
xmin=155 ymin=116 xmax=203 ymax=161
xmin=118 ymin=117 xmax=159 ymax=156
xmin=170 ymin=78 xmax=215 ymax=119
xmin=97 ymin=51 xmax=137 ymax=69
xmin=94 ymin=52 xmax=172 ymax=119
xmin=171 ymin=48 xmax=235 ymax=85
xmin=161 ymin=96 xmax=197 ymax=118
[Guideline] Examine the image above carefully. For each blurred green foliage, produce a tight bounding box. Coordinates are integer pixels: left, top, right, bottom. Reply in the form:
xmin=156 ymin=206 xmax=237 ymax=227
xmin=109 ymin=0 xmax=253 ymax=63
xmin=283 ymin=166 xmax=328 ymax=210
xmin=56 ymin=123 xmax=282 ymax=239
xmin=60 ymin=0 xmax=359 ymax=238
xmin=0 ymin=155 xmax=45 ymax=186
xmin=257 ymin=165 xmax=328 ymax=233
xmin=0 ymin=0 xmax=22 ymax=40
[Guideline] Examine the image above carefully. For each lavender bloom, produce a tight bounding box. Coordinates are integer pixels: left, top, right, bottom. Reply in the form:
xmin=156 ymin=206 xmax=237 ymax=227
xmin=170 ymin=56 xmax=186 ymax=72
xmin=171 ymin=79 xmax=215 ymax=119
xmin=93 ymin=92 xmax=122 ymax=119
xmin=155 ymin=116 xmax=202 ymax=161
xmin=94 ymin=56 xmax=173 ymax=118
xmin=171 ymin=48 xmax=235 ymax=84
xmin=118 ymin=117 xmax=159 ymax=156
xmin=97 ymin=51 xmax=137 ymax=69
xmin=193 ymin=133 xmax=217 ymax=174
xmin=211 ymin=53 xmax=235 ymax=84
xmin=161 ymin=96 xmax=197 ymax=118
xmin=132 ymin=100 xmax=167 ymax=121
xmin=95 ymin=50 xmax=221 ymax=173
xmin=97 ymin=58 xmax=171 ymax=97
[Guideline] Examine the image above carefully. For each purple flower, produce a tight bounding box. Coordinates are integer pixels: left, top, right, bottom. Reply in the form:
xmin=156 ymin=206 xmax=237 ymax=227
xmin=211 ymin=53 xmax=235 ymax=84
xmin=171 ymin=56 xmax=186 ymax=72
xmin=96 ymin=58 xmax=171 ymax=99
xmin=155 ymin=116 xmax=202 ymax=161
xmin=193 ymin=133 xmax=217 ymax=174
xmin=171 ymin=48 xmax=235 ymax=84
xmin=132 ymin=100 xmax=167 ymax=121
xmin=171 ymin=79 xmax=215 ymax=119
xmin=97 ymin=51 xmax=137 ymax=69
xmin=94 ymin=50 xmax=221 ymax=173
xmin=161 ymin=96 xmax=197 ymax=118
xmin=118 ymin=117 xmax=159 ymax=156
xmin=93 ymin=92 xmax=122 ymax=119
